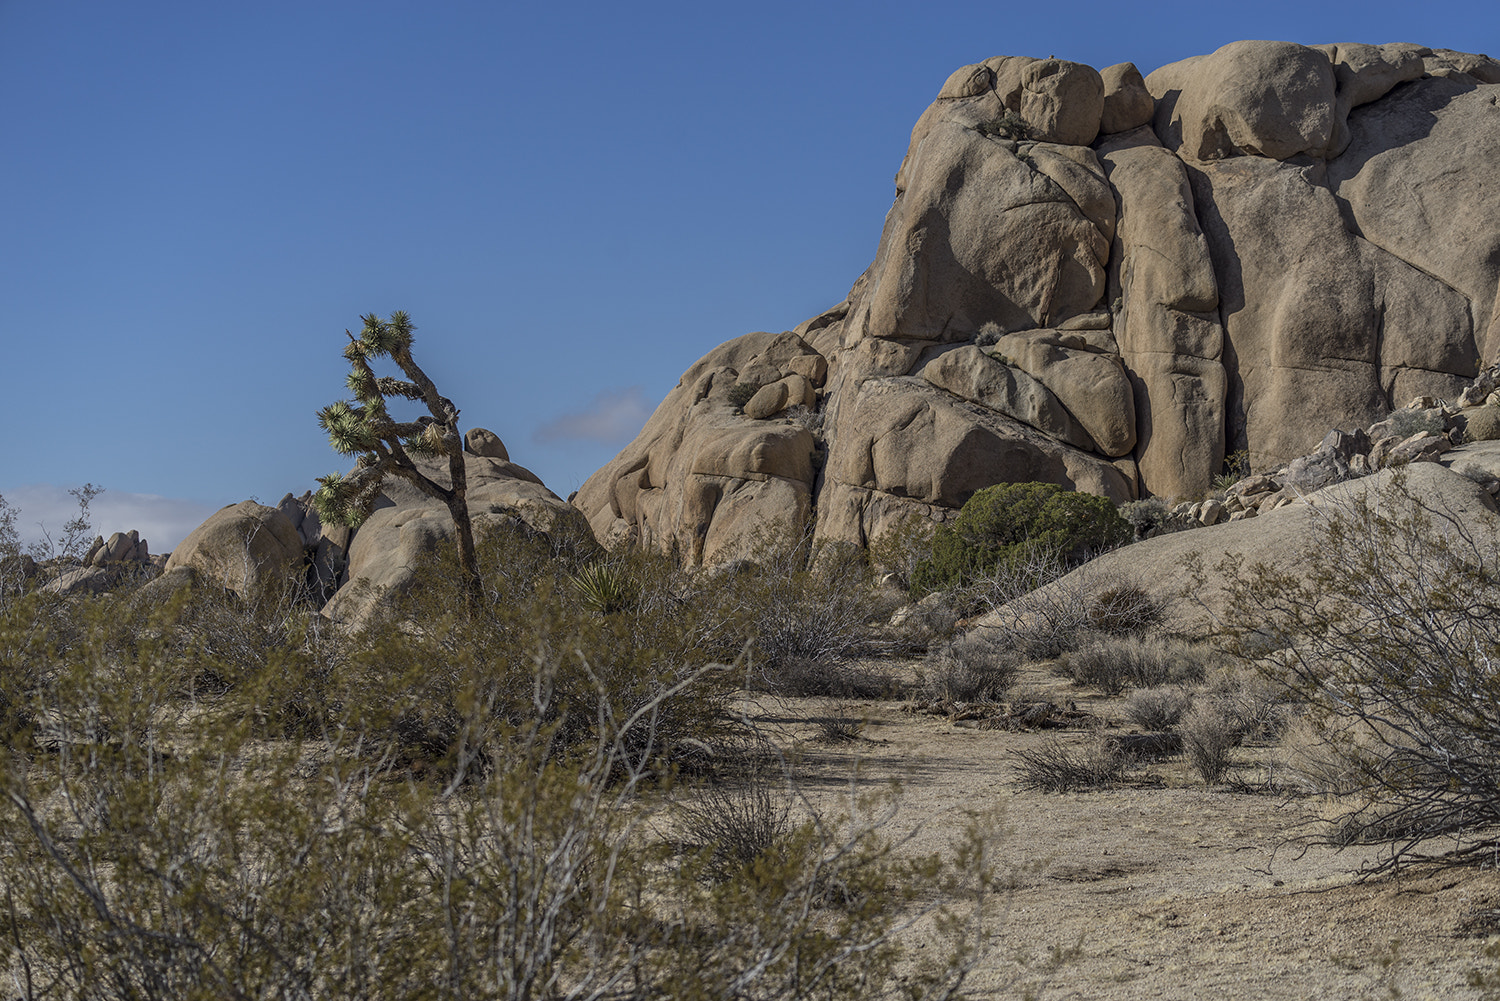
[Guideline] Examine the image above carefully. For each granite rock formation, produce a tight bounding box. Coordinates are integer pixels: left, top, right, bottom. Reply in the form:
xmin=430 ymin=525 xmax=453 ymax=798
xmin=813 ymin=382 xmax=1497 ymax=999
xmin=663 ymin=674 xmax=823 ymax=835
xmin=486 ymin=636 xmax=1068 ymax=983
xmin=578 ymin=41 xmax=1500 ymax=562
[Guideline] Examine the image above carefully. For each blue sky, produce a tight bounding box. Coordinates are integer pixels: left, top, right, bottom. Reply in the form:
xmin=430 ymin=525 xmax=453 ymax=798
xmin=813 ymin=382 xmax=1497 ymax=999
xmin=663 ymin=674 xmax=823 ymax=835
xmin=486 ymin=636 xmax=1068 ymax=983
xmin=2 ymin=0 xmax=1494 ymax=551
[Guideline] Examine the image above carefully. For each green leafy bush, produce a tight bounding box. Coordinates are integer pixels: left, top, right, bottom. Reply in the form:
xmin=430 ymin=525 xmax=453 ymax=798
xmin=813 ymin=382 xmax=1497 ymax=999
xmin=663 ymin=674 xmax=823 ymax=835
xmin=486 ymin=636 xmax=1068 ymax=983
xmin=910 ymin=482 xmax=1131 ymax=598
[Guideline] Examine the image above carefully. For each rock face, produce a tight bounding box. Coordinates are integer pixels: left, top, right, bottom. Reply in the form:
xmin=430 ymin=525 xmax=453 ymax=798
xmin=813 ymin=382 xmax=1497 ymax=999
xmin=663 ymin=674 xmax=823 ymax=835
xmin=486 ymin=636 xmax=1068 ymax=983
xmin=576 ymin=332 xmax=825 ymax=564
xmin=578 ymin=42 xmax=1500 ymax=563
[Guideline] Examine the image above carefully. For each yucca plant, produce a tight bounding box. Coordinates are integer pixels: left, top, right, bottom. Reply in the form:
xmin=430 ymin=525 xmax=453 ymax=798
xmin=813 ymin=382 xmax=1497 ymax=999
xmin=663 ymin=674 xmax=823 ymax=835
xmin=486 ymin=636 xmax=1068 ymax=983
xmin=568 ymin=562 xmax=636 ymax=615
xmin=313 ymin=311 xmax=483 ymax=610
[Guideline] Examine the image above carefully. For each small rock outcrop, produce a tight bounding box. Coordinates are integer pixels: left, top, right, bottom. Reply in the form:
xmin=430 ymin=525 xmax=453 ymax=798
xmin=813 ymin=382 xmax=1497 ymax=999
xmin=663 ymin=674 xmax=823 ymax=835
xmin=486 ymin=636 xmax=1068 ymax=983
xmin=39 ymin=528 xmax=162 ymax=597
xmin=81 ymin=530 xmax=152 ymax=567
xmin=160 ymin=429 xmax=584 ymax=625
xmin=579 ymin=41 xmax=1500 ymax=564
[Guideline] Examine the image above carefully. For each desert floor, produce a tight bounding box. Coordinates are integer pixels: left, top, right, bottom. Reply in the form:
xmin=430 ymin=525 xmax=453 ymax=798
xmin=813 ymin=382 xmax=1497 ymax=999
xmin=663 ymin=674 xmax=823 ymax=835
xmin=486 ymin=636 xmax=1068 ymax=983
xmin=744 ymin=662 xmax=1500 ymax=1001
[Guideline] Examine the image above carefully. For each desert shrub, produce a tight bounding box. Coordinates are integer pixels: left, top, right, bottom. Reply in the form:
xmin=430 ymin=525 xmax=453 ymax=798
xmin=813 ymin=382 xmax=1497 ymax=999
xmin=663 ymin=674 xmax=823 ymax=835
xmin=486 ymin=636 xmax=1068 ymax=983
xmin=762 ymin=656 xmax=903 ymax=699
xmin=868 ymin=515 xmax=939 ymax=595
xmin=960 ymin=554 xmax=1158 ymax=661
xmin=1125 ymin=686 xmax=1194 ymax=731
xmin=1013 ymin=735 xmax=1126 ymax=792
xmin=1382 ymin=406 xmax=1447 ymax=440
xmin=1210 ymin=466 xmax=1500 ymax=869
xmin=975 ymin=110 xmax=1032 ymax=141
xmin=0 ymin=586 xmax=990 ymax=1001
xmin=1274 ymin=713 xmax=1398 ymax=799
xmin=727 ymin=381 xmax=759 ymax=410
xmin=781 ymin=403 xmax=824 ymax=439
xmin=883 ymin=592 xmax=962 ymax=656
xmin=921 ymin=631 xmax=1020 ymax=703
xmin=910 ymin=482 xmax=1132 ymax=599
xmin=815 ymin=711 xmax=865 ymax=743
xmin=279 ymin=519 xmax=890 ymax=767
xmin=1179 ymin=700 xmax=1241 ymax=784
xmin=1201 ymin=665 xmax=1293 ymax=744
xmin=1085 ymin=582 xmax=1158 ymax=633
xmin=0 ymin=494 xmax=31 ymax=608
xmin=1118 ymin=496 xmax=1196 ymax=541
xmin=1055 ymin=635 xmax=1212 ymax=695
xmin=717 ymin=529 xmax=881 ymax=687
xmin=1106 ymin=731 xmax=1183 ymax=761
xmin=676 ymin=745 xmax=793 ymax=884
xmin=231 ymin=519 xmax=737 ymax=771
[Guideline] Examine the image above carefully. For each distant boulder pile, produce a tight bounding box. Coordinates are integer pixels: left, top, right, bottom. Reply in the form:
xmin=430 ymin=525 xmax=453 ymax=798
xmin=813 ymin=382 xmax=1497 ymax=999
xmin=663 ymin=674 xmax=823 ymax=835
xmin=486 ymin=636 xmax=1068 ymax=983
xmin=577 ymin=41 xmax=1500 ymax=564
xmin=41 ymin=529 xmax=161 ymax=597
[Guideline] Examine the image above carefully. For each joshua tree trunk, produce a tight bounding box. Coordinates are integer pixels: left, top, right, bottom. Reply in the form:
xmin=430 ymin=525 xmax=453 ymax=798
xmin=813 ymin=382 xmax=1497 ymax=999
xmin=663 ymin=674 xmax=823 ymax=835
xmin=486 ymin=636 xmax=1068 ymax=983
xmin=444 ymin=444 xmax=482 ymax=611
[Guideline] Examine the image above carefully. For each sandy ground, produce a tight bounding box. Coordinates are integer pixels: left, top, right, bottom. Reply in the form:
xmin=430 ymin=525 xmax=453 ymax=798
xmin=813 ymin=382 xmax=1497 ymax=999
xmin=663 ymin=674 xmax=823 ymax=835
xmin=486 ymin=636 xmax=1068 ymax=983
xmin=740 ymin=667 xmax=1500 ymax=1001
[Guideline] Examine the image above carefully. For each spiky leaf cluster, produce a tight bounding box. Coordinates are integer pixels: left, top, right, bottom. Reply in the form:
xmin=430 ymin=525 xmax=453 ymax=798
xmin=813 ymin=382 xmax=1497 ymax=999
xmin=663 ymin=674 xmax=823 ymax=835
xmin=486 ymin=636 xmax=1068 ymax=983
xmin=314 ymin=312 xmax=463 ymax=530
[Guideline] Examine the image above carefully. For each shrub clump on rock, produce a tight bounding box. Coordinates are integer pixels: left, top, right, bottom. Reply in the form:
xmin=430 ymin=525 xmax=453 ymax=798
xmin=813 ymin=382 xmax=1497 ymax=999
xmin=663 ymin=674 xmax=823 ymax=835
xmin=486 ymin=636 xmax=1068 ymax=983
xmin=910 ymin=482 xmax=1131 ymax=597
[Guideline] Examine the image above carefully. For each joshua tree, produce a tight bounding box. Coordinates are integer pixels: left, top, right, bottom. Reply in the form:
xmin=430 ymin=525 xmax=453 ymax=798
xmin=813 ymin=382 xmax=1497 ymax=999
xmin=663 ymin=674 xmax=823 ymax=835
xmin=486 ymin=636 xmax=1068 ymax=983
xmin=313 ymin=311 xmax=482 ymax=610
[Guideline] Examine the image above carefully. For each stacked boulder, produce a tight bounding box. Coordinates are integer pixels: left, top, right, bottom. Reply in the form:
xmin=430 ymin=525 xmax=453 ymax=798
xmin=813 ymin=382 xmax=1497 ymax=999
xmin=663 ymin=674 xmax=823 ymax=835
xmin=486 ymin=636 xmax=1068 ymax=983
xmin=579 ymin=41 xmax=1500 ymax=565
xmin=42 ymin=529 xmax=162 ymax=597
xmin=81 ymin=530 xmax=153 ymax=567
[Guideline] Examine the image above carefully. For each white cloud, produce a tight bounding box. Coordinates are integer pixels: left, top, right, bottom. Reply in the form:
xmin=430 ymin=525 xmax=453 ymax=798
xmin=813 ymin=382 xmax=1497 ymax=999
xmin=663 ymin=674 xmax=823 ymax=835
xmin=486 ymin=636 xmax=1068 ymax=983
xmin=533 ymin=386 xmax=653 ymax=446
xmin=0 ymin=484 xmax=221 ymax=555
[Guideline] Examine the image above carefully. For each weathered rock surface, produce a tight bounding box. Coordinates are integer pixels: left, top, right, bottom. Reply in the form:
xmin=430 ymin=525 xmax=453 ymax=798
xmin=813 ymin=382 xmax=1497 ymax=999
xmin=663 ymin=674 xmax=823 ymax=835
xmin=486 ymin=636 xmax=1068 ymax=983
xmin=575 ymin=331 xmax=824 ymax=564
xmin=578 ymin=41 xmax=1500 ymax=565
xmin=1003 ymin=462 xmax=1500 ymax=638
xmin=163 ymin=501 xmax=305 ymax=598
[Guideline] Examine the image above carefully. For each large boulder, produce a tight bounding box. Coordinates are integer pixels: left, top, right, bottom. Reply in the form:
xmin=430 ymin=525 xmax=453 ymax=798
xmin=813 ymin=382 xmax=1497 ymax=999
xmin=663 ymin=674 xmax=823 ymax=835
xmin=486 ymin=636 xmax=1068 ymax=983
xmin=575 ymin=331 xmax=824 ymax=565
xmin=322 ymin=443 xmax=587 ymax=626
xmin=163 ymin=501 xmax=305 ymax=599
xmin=1099 ymin=62 xmax=1154 ymax=135
xmin=1147 ymin=41 xmax=1339 ymax=161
